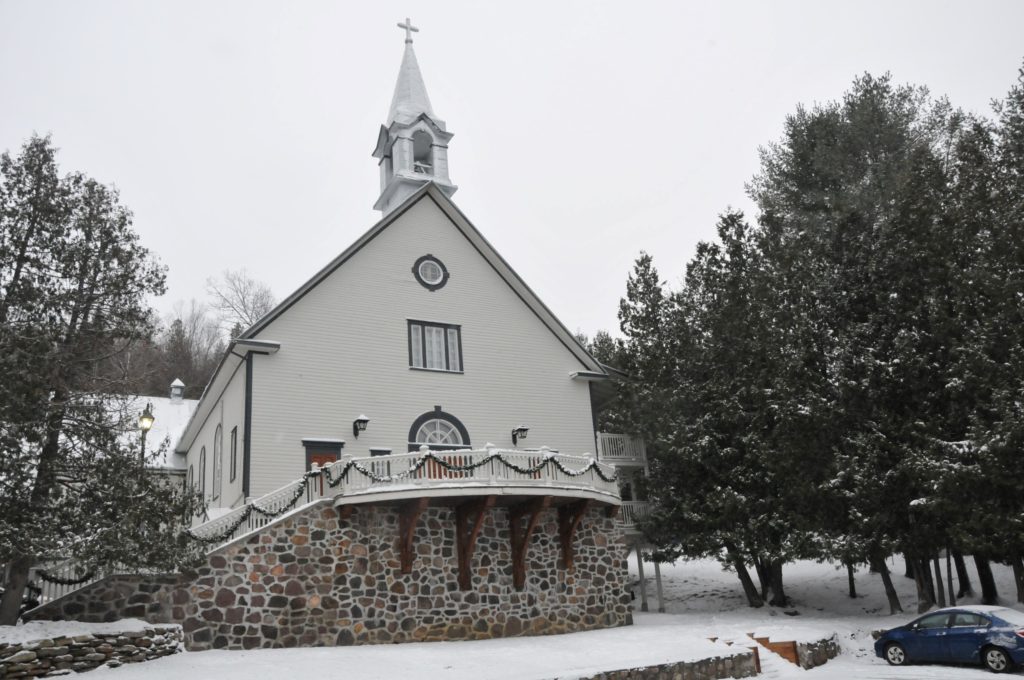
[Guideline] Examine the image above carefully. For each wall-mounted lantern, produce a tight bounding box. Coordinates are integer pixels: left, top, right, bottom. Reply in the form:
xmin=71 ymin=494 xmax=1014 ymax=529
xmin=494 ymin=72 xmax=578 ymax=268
xmin=511 ymin=425 xmax=529 ymax=447
xmin=352 ymin=414 xmax=370 ymax=438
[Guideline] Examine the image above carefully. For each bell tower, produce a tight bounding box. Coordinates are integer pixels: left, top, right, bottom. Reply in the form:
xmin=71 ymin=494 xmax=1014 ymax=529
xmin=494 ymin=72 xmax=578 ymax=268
xmin=372 ymin=18 xmax=457 ymax=215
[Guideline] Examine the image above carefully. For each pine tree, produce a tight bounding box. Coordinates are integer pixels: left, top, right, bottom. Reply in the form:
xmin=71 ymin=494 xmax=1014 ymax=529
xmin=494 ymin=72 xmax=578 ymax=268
xmin=0 ymin=136 xmax=201 ymax=624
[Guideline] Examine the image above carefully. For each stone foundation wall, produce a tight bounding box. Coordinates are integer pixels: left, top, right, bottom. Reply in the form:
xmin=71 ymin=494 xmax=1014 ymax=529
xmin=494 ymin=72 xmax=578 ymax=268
xmin=573 ymin=650 xmax=758 ymax=680
xmin=26 ymin=575 xmax=185 ymax=625
xmin=28 ymin=501 xmax=631 ymax=650
xmin=0 ymin=625 xmax=181 ymax=678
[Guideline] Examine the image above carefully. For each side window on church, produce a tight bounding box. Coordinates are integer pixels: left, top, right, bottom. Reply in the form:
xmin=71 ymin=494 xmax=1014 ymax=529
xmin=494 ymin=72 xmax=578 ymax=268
xmin=408 ymin=320 xmax=462 ymax=372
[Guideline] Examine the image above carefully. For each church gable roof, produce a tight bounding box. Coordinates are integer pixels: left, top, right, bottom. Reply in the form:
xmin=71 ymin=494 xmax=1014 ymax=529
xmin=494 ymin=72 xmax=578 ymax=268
xmin=241 ymin=184 xmax=604 ymax=375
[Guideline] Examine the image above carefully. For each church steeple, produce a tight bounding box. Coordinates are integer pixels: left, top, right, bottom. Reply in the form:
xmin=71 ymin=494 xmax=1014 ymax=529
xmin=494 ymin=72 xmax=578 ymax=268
xmin=372 ymin=19 xmax=456 ymax=215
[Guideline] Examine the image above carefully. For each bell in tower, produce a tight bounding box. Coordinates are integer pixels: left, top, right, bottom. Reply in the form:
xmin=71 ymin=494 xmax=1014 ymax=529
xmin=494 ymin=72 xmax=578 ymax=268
xmin=372 ymin=18 xmax=457 ymax=215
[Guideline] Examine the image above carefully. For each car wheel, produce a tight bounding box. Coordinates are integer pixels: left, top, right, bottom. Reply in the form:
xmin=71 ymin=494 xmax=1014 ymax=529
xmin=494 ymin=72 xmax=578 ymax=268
xmin=884 ymin=642 xmax=908 ymax=666
xmin=983 ymin=646 xmax=1012 ymax=673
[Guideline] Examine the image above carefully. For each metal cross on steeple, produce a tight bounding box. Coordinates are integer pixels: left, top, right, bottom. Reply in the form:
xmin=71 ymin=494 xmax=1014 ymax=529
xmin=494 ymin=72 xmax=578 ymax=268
xmin=397 ymin=17 xmax=419 ymax=44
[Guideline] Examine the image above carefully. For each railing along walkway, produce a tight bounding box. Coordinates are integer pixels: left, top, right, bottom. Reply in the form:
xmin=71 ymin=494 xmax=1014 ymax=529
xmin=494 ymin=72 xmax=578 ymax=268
xmin=596 ymin=433 xmax=647 ymax=465
xmin=187 ymin=445 xmax=620 ymax=550
xmin=618 ymin=501 xmax=652 ymax=533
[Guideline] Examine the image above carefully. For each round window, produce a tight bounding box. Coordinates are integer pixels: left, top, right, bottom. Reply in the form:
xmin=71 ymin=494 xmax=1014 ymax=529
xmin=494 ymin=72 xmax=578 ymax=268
xmin=412 ymin=255 xmax=449 ymax=291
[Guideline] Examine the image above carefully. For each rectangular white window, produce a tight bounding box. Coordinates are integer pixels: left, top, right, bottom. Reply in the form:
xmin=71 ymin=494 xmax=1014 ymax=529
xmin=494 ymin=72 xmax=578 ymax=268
xmin=411 ymin=324 xmax=423 ymax=367
xmin=409 ymin=321 xmax=462 ymax=372
xmin=447 ymin=328 xmax=461 ymax=371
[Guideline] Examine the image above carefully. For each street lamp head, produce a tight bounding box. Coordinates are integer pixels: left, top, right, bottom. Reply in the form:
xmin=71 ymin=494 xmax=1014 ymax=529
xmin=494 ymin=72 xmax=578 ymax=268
xmin=138 ymin=402 xmax=155 ymax=432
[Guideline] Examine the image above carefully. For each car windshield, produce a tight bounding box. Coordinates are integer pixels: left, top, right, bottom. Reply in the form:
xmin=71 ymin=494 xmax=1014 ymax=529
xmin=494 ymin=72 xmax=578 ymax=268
xmin=991 ymin=608 xmax=1024 ymax=626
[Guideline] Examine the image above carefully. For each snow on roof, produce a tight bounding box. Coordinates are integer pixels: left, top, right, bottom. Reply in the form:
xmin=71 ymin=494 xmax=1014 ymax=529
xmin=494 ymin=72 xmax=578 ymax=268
xmin=124 ymin=395 xmax=198 ymax=471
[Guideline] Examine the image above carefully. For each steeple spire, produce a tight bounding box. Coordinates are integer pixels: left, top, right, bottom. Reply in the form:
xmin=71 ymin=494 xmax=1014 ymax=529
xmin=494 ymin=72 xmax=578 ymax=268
xmin=387 ymin=31 xmax=436 ymax=125
xmin=372 ymin=19 xmax=457 ymax=215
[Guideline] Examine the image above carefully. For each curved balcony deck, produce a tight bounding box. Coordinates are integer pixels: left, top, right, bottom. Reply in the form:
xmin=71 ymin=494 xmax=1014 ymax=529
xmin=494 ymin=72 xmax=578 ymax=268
xmin=327 ymin=446 xmax=621 ymax=509
xmin=187 ymin=446 xmax=621 ymax=550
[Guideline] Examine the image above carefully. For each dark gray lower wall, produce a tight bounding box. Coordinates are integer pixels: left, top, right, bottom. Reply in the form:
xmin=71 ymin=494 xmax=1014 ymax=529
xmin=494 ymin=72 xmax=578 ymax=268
xmin=27 ymin=501 xmax=632 ymax=650
xmin=574 ymin=651 xmax=758 ymax=679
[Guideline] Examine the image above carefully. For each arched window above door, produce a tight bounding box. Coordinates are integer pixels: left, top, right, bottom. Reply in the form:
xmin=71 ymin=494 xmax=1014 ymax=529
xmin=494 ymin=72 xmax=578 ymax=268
xmin=408 ymin=406 xmax=470 ymax=451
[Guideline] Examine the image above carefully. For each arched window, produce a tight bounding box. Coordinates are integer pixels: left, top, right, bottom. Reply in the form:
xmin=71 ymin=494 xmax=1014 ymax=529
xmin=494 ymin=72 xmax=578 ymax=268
xmin=198 ymin=447 xmax=207 ymax=499
xmin=408 ymin=406 xmax=470 ymax=451
xmin=212 ymin=425 xmax=223 ymax=500
xmin=185 ymin=465 xmax=195 ymax=521
xmin=412 ymin=130 xmax=433 ymax=174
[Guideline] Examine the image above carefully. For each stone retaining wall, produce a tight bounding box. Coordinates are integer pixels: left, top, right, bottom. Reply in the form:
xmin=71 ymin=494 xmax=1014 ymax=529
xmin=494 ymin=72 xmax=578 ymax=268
xmin=26 ymin=575 xmax=185 ymax=625
xmin=0 ymin=625 xmax=181 ymax=678
xmin=572 ymin=650 xmax=758 ymax=679
xmin=796 ymin=634 xmax=840 ymax=669
xmin=27 ymin=502 xmax=631 ymax=650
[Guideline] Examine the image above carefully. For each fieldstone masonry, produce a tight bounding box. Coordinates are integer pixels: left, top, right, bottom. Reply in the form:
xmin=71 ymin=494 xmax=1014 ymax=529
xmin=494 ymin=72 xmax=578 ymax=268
xmin=28 ymin=500 xmax=632 ymax=650
xmin=0 ymin=625 xmax=181 ymax=678
xmin=571 ymin=650 xmax=758 ymax=680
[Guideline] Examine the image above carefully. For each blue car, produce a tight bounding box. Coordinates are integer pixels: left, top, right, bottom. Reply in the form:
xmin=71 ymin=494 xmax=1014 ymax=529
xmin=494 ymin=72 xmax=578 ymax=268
xmin=875 ymin=605 xmax=1024 ymax=673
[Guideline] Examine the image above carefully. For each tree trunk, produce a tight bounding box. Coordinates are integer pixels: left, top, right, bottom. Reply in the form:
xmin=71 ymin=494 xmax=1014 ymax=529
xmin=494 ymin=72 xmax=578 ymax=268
xmin=768 ymin=559 xmax=787 ymax=607
xmin=871 ymin=555 xmax=903 ymax=614
xmin=754 ymin=557 xmax=770 ymax=601
xmin=904 ymin=554 xmax=915 ymax=579
xmin=932 ymin=555 xmax=946 ymax=608
xmin=847 ymin=562 xmax=857 ymax=598
xmin=0 ymin=555 xmax=33 ymax=626
xmin=974 ymin=555 xmax=999 ymax=605
xmin=1011 ymin=555 xmax=1024 ymax=604
xmin=912 ymin=558 xmax=936 ymax=613
xmin=946 ymin=550 xmax=956 ymax=607
xmin=725 ymin=544 xmax=764 ymax=608
xmin=953 ymin=551 xmax=973 ymax=598
xmin=0 ymin=393 xmax=66 ymax=626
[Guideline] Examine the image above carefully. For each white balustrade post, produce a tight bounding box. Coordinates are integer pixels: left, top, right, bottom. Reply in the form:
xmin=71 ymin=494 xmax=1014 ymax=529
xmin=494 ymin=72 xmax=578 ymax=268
xmin=485 ymin=443 xmax=497 ymax=483
xmin=417 ymin=445 xmax=430 ymax=485
xmin=309 ymin=461 xmax=320 ymax=500
xmin=540 ymin=446 xmax=553 ymax=485
xmin=582 ymin=451 xmax=596 ymax=487
xmin=338 ymin=453 xmax=354 ymax=493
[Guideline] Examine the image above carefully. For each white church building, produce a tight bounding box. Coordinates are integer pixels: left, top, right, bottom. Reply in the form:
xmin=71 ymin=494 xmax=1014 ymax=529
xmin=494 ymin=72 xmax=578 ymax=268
xmin=175 ymin=21 xmax=617 ymax=515
xmin=28 ymin=21 xmax=660 ymax=649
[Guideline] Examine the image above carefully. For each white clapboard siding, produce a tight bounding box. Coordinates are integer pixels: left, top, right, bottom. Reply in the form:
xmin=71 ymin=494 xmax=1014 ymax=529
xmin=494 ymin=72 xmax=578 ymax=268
xmin=240 ymin=196 xmax=597 ymax=497
xmin=184 ymin=360 xmax=247 ymax=513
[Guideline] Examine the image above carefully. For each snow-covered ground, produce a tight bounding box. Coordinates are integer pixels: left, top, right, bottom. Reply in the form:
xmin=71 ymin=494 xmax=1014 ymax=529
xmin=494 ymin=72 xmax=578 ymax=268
xmin=46 ymin=556 xmax=1024 ymax=679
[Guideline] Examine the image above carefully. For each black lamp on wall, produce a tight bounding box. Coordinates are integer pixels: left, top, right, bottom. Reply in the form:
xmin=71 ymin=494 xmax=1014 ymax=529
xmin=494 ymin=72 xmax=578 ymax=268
xmin=353 ymin=414 xmax=370 ymax=438
xmin=511 ymin=425 xmax=529 ymax=447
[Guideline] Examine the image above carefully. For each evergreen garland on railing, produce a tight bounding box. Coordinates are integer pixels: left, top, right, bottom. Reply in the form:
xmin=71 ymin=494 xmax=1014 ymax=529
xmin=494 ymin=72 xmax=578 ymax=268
xmin=185 ymin=451 xmax=616 ymax=544
xmin=36 ymin=569 xmax=96 ymax=586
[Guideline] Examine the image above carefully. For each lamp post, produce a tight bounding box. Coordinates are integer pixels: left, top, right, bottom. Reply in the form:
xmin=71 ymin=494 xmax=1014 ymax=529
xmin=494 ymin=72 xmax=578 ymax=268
xmin=138 ymin=402 xmax=155 ymax=464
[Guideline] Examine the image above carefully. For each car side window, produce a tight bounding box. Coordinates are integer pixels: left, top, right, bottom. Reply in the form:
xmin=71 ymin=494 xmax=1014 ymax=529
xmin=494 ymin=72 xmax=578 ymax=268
xmin=952 ymin=613 xmax=989 ymax=627
xmin=916 ymin=614 xmax=950 ymax=629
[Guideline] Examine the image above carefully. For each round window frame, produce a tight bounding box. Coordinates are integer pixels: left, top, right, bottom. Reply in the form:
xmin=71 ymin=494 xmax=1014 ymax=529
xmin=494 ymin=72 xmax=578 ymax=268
xmin=412 ymin=254 xmax=449 ymax=291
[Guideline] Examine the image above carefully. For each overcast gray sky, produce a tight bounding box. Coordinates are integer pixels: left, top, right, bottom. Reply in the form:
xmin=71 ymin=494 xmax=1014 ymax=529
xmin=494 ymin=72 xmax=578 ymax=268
xmin=2 ymin=1 xmax=1023 ymax=338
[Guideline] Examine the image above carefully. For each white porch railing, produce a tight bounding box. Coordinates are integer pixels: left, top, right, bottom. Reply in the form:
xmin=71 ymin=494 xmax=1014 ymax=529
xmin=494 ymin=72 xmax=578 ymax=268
xmin=30 ymin=560 xmax=101 ymax=605
xmin=618 ymin=501 xmax=652 ymax=533
xmin=187 ymin=446 xmax=620 ymax=549
xmin=596 ymin=433 xmax=647 ymax=465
